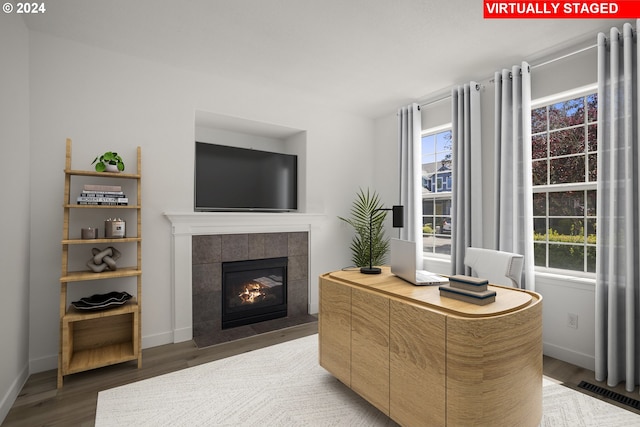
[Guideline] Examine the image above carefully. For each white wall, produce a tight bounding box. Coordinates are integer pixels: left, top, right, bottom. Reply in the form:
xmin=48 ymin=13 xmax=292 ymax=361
xmin=0 ymin=13 xmax=31 ymax=423
xmin=537 ymin=273 xmax=596 ymax=369
xmin=373 ymin=40 xmax=599 ymax=370
xmin=27 ymin=31 xmax=376 ymax=371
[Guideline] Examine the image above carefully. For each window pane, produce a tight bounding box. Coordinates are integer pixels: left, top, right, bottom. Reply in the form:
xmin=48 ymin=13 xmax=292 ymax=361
xmin=534 ymin=242 xmax=546 ymax=266
xmin=423 ymin=153 xmax=436 ymax=165
xmin=587 ymin=93 xmax=598 ymax=123
xmin=436 ymin=199 xmax=451 ymax=216
xmin=587 ymin=190 xmax=596 ymax=216
xmin=532 ymin=107 xmax=547 ymax=133
xmin=549 ymin=191 xmax=583 ymax=216
xmin=423 ymin=199 xmax=434 ymax=216
xmin=587 ymin=246 xmax=596 ymax=272
xmin=422 ymin=219 xmax=434 ymax=235
xmin=532 ymin=134 xmax=547 ymax=159
xmin=533 ymin=193 xmax=546 ymax=216
xmin=586 ymin=218 xmax=597 ymax=241
xmin=588 ymin=123 xmax=597 ymax=152
xmin=550 ymin=156 xmax=585 ymax=184
xmin=549 ymin=244 xmax=584 ymax=271
xmin=549 ymin=97 xmax=584 ymax=130
xmin=422 ymin=234 xmax=435 ymax=254
xmin=422 ymin=199 xmax=435 ymax=247
xmin=549 ymin=127 xmax=585 ymax=156
xmin=435 ymin=216 xmax=447 ymax=233
xmin=588 ymin=153 xmax=597 ymax=182
xmin=423 ymin=234 xmax=451 ymax=255
xmin=532 ymin=160 xmax=547 ymax=186
xmin=534 ymin=218 xmax=547 ymax=239
xmin=422 ymin=134 xmax=435 ymax=150
xmin=549 ymin=218 xmax=585 ymax=242
xmin=435 ymin=131 xmax=452 ymax=152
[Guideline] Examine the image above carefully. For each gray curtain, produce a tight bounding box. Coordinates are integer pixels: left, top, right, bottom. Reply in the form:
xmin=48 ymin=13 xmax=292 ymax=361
xmin=493 ymin=62 xmax=535 ymax=291
xmin=451 ymin=82 xmax=483 ymax=275
xmin=595 ymin=21 xmax=640 ymax=393
xmin=398 ymin=103 xmax=423 ymax=268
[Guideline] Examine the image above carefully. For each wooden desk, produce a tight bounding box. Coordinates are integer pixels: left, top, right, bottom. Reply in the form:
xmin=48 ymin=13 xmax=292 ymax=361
xmin=319 ymin=268 xmax=542 ymax=427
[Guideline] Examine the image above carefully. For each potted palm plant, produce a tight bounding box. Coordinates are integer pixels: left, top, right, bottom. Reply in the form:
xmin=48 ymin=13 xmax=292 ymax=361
xmin=92 ymin=151 xmax=125 ymax=172
xmin=338 ymin=188 xmax=390 ymax=268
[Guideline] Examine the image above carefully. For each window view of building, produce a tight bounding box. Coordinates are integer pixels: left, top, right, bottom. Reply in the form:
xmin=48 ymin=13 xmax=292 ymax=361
xmin=531 ymin=89 xmax=597 ymax=272
xmin=422 ymin=128 xmax=453 ymax=255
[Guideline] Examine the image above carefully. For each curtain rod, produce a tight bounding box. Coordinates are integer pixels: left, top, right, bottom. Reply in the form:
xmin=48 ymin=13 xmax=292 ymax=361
xmin=419 ymin=41 xmax=598 ymax=106
xmin=419 ymin=93 xmax=451 ymax=108
xmin=419 ymin=82 xmax=484 ymax=108
xmin=489 ymin=42 xmax=597 ymax=83
xmin=530 ymin=42 xmax=597 ymax=70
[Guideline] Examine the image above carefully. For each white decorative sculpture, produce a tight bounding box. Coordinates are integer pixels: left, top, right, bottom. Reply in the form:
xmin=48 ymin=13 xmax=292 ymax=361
xmin=87 ymin=247 xmax=121 ymax=273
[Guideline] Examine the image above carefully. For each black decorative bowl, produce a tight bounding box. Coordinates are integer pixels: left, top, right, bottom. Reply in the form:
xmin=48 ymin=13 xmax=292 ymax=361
xmin=71 ymin=291 xmax=133 ymax=310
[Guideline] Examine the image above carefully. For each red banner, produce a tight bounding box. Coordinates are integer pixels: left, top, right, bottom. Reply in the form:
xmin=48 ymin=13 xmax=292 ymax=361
xmin=484 ymin=1 xmax=640 ymax=18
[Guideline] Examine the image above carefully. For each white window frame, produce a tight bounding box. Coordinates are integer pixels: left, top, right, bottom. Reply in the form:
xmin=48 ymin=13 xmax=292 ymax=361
xmin=531 ymin=83 xmax=597 ymax=277
xmin=421 ymin=123 xmax=453 ymax=259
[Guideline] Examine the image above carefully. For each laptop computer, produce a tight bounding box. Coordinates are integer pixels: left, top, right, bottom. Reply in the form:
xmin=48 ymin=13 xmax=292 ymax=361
xmin=390 ymin=238 xmax=449 ymax=286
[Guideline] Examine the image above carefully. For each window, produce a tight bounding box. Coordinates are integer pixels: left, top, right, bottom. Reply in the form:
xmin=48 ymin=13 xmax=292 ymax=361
xmin=531 ymin=86 xmax=598 ymax=272
xmin=421 ymin=126 xmax=453 ymax=255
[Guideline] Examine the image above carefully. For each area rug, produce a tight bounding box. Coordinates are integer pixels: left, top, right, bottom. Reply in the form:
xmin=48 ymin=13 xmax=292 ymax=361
xmin=96 ymin=334 xmax=640 ymax=426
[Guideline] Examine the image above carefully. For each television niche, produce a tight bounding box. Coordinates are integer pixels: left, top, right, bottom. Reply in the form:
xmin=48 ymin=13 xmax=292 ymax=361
xmin=195 ymin=142 xmax=298 ymax=212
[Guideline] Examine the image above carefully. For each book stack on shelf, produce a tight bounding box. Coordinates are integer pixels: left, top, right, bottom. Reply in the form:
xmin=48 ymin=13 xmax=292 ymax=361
xmin=77 ymin=184 xmax=128 ymax=206
xmin=439 ymin=275 xmax=496 ymax=305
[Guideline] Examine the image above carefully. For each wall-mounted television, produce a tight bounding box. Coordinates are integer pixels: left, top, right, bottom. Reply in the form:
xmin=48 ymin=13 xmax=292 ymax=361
xmin=195 ymin=142 xmax=298 ymax=212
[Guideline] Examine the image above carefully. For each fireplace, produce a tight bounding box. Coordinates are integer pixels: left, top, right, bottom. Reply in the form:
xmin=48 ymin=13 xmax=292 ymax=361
xmin=221 ymin=257 xmax=288 ymax=329
xmin=189 ymin=230 xmax=316 ymax=347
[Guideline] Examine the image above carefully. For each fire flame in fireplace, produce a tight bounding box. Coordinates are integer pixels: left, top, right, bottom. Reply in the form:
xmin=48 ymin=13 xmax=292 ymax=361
xmin=238 ymin=282 xmax=268 ymax=304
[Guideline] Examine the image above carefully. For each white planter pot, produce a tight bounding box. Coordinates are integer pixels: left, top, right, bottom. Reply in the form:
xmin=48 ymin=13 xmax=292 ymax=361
xmin=104 ymin=163 xmax=120 ymax=172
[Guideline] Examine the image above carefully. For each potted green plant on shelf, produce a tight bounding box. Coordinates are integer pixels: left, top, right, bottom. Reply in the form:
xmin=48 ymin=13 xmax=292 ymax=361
xmin=338 ymin=188 xmax=390 ymax=268
xmin=92 ymin=151 xmax=125 ymax=172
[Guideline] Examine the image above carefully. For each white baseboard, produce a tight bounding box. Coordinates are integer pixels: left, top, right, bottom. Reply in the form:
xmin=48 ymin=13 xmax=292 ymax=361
xmin=308 ymin=301 xmax=318 ymax=314
xmin=0 ymin=363 xmax=29 ymax=424
xmin=171 ymin=327 xmax=193 ymax=344
xmin=544 ymin=342 xmax=595 ymax=371
xmin=29 ymin=353 xmax=57 ymax=374
xmin=142 ymin=330 xmax=176 ymax=348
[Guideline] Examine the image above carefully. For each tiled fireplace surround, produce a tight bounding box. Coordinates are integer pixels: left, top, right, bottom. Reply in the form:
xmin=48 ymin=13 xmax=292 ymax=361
xmin=192 ymin=232 xmax=313 ymax=347
xmin=164 ymin=212 xmax=324 ymax=347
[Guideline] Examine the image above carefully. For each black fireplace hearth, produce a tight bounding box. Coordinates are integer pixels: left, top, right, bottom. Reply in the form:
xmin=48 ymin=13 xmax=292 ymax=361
xmin=221 ymin=257 xmax=288 ymax=329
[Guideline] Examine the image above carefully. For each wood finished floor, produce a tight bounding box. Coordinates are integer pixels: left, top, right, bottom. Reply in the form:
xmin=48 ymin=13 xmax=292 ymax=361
xmin=3 ymin=321 xmax=640 ymax=426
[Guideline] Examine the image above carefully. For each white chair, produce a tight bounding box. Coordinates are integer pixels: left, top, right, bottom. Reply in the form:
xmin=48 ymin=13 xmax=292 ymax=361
xmin=463 ymin=247 xmax=524 ymax=288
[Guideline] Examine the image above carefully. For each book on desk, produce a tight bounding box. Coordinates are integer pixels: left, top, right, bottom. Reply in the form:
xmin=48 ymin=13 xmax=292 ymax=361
xmin=439 ymin=274 xmax=496 ymax=305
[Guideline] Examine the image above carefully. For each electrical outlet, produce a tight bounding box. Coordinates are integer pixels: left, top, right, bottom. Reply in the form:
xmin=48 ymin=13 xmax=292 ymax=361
xmin=567 ymin=313 xmax=578 ymax=329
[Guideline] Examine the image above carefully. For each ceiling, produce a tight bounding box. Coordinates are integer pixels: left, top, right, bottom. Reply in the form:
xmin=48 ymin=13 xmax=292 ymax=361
xmin=23 ymin=0 xmax=625 ymax=118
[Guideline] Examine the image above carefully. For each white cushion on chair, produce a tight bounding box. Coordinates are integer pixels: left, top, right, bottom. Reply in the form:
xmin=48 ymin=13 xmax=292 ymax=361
xmin=463 ymin=247 xmax=524 ymax=288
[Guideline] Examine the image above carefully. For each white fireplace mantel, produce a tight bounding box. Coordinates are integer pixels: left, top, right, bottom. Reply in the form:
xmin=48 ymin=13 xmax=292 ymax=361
xmin=164 ymin=211 xmax=326 ymax=343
